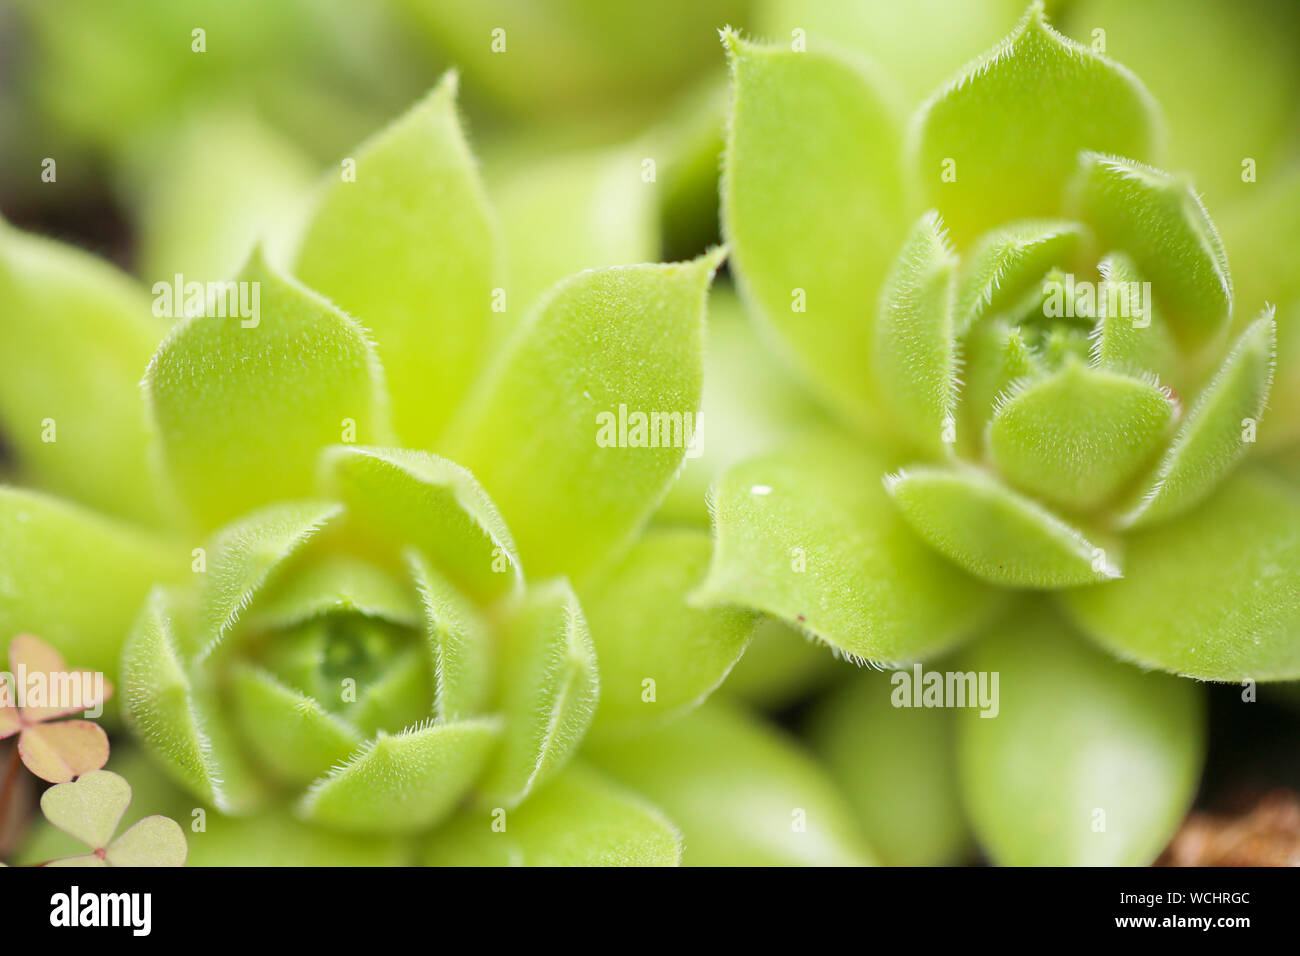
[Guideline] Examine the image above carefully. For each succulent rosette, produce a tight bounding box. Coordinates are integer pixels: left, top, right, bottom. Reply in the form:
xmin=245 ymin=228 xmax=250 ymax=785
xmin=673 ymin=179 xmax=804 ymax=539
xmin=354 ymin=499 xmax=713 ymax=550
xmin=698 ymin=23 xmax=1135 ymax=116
xmin=1 ymin=72 xmax=813 ymax=865
xmin=694 ymin=2 xmax=1300 ymax=864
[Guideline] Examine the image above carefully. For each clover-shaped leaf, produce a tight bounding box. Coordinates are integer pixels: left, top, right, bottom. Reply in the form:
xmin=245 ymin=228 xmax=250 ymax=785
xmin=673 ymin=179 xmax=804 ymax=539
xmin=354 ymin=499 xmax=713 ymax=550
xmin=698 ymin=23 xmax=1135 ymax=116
xmin=294 ymin=73 xmax=497 ymax=450
xmin=41 ymin=770 xmax=187 ymax=867
xmin=0 ymin=635 xmax=113 ymax=783
xmin=910 ymin=0 xmax=1159 ymax=244
xmin=145 ymin=250 xmax=391 ymax=533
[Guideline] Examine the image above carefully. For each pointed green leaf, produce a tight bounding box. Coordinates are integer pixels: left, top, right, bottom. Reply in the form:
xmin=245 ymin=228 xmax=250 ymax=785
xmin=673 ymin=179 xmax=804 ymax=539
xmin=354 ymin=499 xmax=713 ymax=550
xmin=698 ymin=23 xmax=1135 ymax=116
xmin=478 ymin=581 xmax=599 ymax=806
xmin=1090 ymin=251 xmax=1181 ymax=381
xmin=251 ymin=554 xmax=421 ymax=630
xmin=910 ymin=1 xmax=1158 ymax=244
xmin=422 ymin=763 xmax=681 ymax=867
xmin=957 ymin=602 xmax=1203 ymax=865
xmin=873 ymin=211 xmax=958 ymax=457
xmin=954 ymin=219 xmax=1086 ymax=333
xmin=694 ymin=435 xmax=1002 ymax=663
xmin=808 ymin=670 xmax=970 ymax=866
xmin=886 ymin=464 xmax=1120 ymax=587
xmin=0 ymin=222 xmax=167 ymax=525
xmin=121 ymin=589 xmax=263 ymax=813
xmin=989 ymin=360 xmax=1175 ymax=511
xmin=144 ymin=251 xmax=390 ymax=532
xmin=1073 ymin=152 xmax=1231 ymax=349
xmin=722 ymin=31 xmax=906 ymax=429
xmin=582 ymin=528 xmax=754 ymax=734
xmin=1064 ymin=470 xmax=1300 ymax=680
xmin=320 ymin=445 xmax=521 ymax=601
xmin=294 ymin=74 xmax=497 ymax=448
xmin=298 ymin=717 xmax=501 ymax=834
xmin=586 ymin=700 xmax=872 ymax=866
xmin=448 ymin=255 xmax=719 ymax=581
xmin=0 ymin=487 xmax=178 ymax=685
xmin=959 ymin=320 xmax=1040 ymax=452
xmin=1123 ymin=314 xmax=1276 ymax=527
xmin=406 ymin=550 xmax=493 ymax=723
xmin=195 ymin=500 xmax=342 ymax=660
xmin=228 ymin=663 xmax=364 ymax=788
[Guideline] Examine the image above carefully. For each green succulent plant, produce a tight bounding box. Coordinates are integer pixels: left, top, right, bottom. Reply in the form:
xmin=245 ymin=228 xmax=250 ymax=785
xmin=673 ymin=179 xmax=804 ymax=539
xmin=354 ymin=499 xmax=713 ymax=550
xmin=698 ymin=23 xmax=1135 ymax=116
xmin=694 ymin=2 xmax=1300 ymax=865
xmin=2 ymin=69 xmax=857 ymax=866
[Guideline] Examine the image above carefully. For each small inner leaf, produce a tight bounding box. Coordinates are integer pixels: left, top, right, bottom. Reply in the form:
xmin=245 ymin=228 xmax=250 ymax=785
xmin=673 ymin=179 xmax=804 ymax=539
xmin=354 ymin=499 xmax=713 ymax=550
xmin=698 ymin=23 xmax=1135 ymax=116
xmin=477 ymin=581 xmax=599 ymax=807
xmin=319 ymin=445 xmax=521 ymax=601
xmin=885 ymin=464 xmax=1120 ymax=587
xmin=250 ymin=554 xmax=421 ymax=631
xmin=227 ymin=663 xmax=364 ymax=788
xmin=406 ymin=549 xmax=492 ymax=723
xmin=873 ymin=211 xmax=959 ymax=457
xmin=195 ymin=500 xmax=343 ymax=661
xmin=988 ymin=360 xmax=1175 ymax=512
xmin=1123 ymin=312 xmax=1276 ymax=528
xmin=298 ymin=717 xmax=502 ymax=834
xmin=1089 ymin=251 xmax=1180 ymax=381
xmin=1072 ymin=152 xmax=1232 ymax=350
xmin=954 ymin=219 xmax=1086 ymax=334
